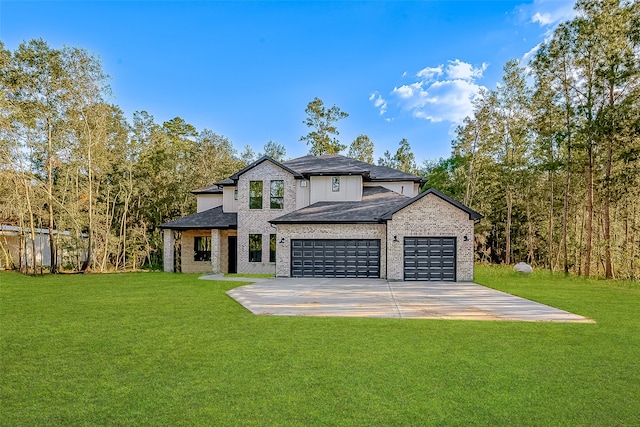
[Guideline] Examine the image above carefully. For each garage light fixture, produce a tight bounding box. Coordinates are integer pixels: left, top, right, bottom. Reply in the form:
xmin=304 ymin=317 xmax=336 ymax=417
xmin=393 ymin=235 xmax=399 ymax=243
xmin=279 ymin=238 xmax=285 ymax=244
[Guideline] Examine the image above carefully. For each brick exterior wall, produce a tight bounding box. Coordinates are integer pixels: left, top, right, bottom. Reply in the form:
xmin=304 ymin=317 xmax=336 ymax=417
xmin=274 ymin=223 xmax=387 ymax=278
xmin=211 ymin=229 xmax=221 ymax=273
xmin=163 ymin=229 xmax=174 ymax=272
xmin=386 ymin=193 xmax=475 ymax=281
xmin=236 ymin=161 xmax=298 ymax=275
xmin=181 ymin=229 xmax=216 ymax=274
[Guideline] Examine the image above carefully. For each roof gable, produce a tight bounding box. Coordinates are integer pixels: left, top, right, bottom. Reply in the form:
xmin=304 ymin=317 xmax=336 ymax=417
xmin=230 ymin=155 xmax=303 ymax=181
xmin=380 ymin=188 xmax=483 ymax=221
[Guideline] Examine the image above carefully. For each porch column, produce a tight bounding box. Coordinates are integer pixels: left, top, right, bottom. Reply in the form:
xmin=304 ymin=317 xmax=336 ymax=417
xmin=163 ymin=229 xmax=174 ymax=272
xmin=211 ymin=229 xmax=221 ymax=273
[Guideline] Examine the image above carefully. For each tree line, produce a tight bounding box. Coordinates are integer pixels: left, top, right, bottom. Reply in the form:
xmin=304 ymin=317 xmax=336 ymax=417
xmin=2 ymin=0 xmax=637 ymax=279
xmin=0 ymin=40 xmax=249 ymax=272
xmin=0 ymin=39 xmax=409 ymax=273
xmin=423 ymin=0 xmax=640 ymax=279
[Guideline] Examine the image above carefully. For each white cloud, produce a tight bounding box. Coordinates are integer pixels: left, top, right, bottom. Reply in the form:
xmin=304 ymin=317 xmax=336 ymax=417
xmin=521 ymin=0 xmax=576 ymax=27
xmin=517 ymin=1 xmax=576 ymax=64
xmin=531 ymin=12 xmax=553 ymax=25
xmin=369 ymin=92 xmax=388 ymax=115
xmin=445 ymin=59 xmax=488 ymax=81
xmin=416 ymin=65 xmax=443 ymax=80
xmin=378 ymin=59 xmax=487 ymax=124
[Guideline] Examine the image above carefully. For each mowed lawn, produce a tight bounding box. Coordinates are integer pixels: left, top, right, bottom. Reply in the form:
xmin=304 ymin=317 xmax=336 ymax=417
xmin=1 ymin=267 xmax=639 ymax=426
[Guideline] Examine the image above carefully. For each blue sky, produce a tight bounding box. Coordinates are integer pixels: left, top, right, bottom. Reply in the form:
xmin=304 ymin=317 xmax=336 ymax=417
xmin=1 ymin=1 xmax=576 ymax=164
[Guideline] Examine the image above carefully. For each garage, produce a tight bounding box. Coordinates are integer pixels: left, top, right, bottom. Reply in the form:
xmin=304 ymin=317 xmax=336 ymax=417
xmin=291 ymin=239 xmax=380 ymax=278
xmin=404 ymin=237 xmax=456 ymax=281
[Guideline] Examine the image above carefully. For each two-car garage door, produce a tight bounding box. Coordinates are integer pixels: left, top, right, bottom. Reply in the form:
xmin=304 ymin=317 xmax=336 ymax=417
xmin=291 ymin=239 xmax=380 ymax=278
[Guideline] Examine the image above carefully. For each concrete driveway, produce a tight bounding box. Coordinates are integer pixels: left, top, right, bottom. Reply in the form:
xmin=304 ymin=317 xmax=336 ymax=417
xmin=209 ymin=276 xmax=592 ymax=322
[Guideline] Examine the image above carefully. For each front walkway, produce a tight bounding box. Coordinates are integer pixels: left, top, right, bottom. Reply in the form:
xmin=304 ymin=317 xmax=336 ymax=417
xmin=210 ymin=277 xmax=593 ymax=322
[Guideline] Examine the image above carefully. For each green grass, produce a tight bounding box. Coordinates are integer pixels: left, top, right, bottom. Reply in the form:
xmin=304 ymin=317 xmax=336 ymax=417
xmin=1 ymin=267 xmax=639 ymax=426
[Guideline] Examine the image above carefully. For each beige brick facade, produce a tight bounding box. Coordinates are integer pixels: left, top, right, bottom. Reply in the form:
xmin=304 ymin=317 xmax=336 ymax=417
xmin=385 ymin=193 xmax=475 ymax=281
xmin=163 ymin=156 xmax=478 ymax=281
xmin=274 ymin=223 xmax=387 ymax=278
xmin=163 ymin=229 xmax=175 ymax=272
xmin=180 ymin=229 xmax=216 ymax=274
xmin=236 ymin=161 xmax=298 ymax=275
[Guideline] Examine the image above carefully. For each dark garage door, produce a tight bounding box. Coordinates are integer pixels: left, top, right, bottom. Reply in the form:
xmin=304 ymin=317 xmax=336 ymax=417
xmin=291 ymin=239 xmax=380 ymax=278
xmin=404 ymin=237 xmax=456 ymax=281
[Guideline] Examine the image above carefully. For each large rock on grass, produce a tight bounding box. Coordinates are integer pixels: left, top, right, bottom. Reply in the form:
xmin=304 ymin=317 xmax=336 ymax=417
xmin=514 ymin=262 xmax=533 ymax=274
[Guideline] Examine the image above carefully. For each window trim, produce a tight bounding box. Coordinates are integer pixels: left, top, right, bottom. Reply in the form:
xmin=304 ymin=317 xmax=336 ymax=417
xmin=194 ymin=236 xmax=212 ymax=262
xmin=270 ymin=180 xmax=284 ymax=209
xmin=332 ymin=176 xmax=340 ymax=192
xmin=249 ymin=181 xmax=263 ymax=209
xmin=249 ymin=234 xmax=262 ymax=262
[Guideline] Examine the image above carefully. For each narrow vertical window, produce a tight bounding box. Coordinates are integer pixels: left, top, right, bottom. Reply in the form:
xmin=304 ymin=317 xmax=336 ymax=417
xmin=194 ymin=236 xmax=211 ymax=261
xmin=249 ymin=234 xmax=262 ymax=262
xmin=332 ymin=176 xmax=340 ymax=192
xmin=249 ymin=181 xmax=263 ymax=209
xmin=269 ymin=234 xmax=276 ymax=262
xmin=270 ymin=180 xmax=284 ymax=209
xmin=234 ymin=188 xmax=238 ymax=200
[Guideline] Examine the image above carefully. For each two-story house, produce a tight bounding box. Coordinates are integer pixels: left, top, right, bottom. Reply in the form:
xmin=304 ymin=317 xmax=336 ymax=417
xmin=160 ymin=154 xmax=482 ymax=281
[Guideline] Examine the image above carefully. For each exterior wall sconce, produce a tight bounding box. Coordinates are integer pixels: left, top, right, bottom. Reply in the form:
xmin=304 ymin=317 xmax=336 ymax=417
xmin=463 ymin=235 xmax=469 ymax=241
xmin=393 ymin=235 xmax=399 ymax=243
xmin=279 ymin=238 xmax=285 ymax=244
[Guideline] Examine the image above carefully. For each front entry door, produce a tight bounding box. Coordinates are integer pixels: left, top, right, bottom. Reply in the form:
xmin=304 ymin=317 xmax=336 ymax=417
xmin=228 ymin=236 xmax=237 ymax=273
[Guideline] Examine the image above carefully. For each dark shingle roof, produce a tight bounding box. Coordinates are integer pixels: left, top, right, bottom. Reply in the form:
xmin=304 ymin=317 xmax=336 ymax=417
xmin=159 ymin=206 xmax=237 ymax=230
xmin=379 ymin=188 xmax=483 ymax=221
xmin=282 ymin=154 xmax=423 ymax=182
xmin=191 ymin=184 xmax=223 ymax=194
xmin=270 ymin=186 xmax=409 ymax=224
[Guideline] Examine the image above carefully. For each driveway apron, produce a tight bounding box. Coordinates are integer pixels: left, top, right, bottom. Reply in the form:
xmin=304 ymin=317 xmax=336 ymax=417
xmin=220 ymin=278 xmax=593 ymax=322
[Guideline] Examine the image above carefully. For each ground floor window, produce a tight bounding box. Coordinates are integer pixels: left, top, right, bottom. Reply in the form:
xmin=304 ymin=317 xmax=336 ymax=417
xmin=194 ymin=236 xmax=211 ymax=261
xmin=269 ymin=234 xmax=276 ymax=262
xmin=249 ymin=234 xmax=262 ymax=262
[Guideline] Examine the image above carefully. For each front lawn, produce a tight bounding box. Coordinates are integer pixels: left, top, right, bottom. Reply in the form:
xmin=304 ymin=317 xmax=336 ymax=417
xmin=1 ymin=267 xmax=638 ymax=426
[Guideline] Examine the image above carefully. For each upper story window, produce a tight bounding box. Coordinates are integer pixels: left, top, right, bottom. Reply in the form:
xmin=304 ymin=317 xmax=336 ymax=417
xmin=270 ymin=180 xmax=284 ymax=209
xmin=249 ymin=181 xmax=262 ymax=209
xmin=194 ymin=236 xmax=211 ymax=262
xmin=332 ymin=176 xmax=340 ymax=192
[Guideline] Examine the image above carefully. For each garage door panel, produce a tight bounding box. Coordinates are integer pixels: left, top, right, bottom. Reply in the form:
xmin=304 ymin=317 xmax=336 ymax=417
xmin=404 ymin=237 xmax=456 ymax=281
xmin=291 ymin=239 xmax=380 ymax=278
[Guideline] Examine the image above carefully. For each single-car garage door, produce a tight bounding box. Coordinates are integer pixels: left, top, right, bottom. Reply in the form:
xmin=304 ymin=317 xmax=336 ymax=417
xmin=404 ymin=237 xmax=456 ymax=281
xmin=291 ymin=239 xmax=380 ymax=278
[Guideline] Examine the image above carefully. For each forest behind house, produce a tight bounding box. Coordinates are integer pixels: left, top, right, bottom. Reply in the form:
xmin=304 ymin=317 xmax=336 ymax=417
xmin=1 ymin=0 xmax=638 ymax=279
